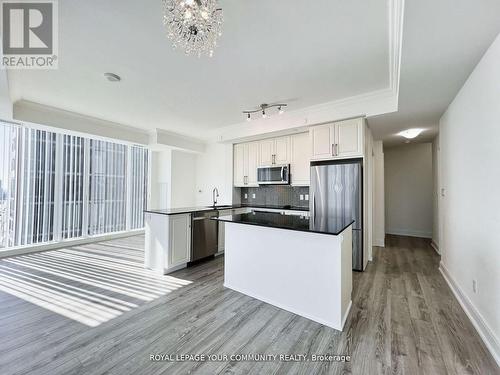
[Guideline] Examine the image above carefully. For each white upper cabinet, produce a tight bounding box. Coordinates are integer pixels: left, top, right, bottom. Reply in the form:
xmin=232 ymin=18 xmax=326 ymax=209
xmin=310 ymin=118 xmax=364 ymax=161
xmin=233 ymin=143 xmax=246 ymax=187
xmin=259 ymin=138 xmax=275 ymax=166
xmin=274 ymin=136 xmax=290 ymax=164
xmin=234 ymin=142 xmax=259 ymax=187
xmin=310 ymin=124 xmax=334 ymax=160
xmin=246 ymin=142 xmax=259 ymax=185
xmin=290 ymin=132 xmax=310 ymax=186
xmin=335 ymin=118 xmax=363 ymax=157
xmin=259 ymin=136 xmax=290 ymax=166
xmin=233 ymin=118 xmax=364 ymax=187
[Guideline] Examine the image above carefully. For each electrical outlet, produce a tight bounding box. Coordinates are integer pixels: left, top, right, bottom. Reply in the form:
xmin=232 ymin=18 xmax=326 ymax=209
xmin=299 ymin=194 xmax=304 ymax=200
xmin=252 ymin=193 xmax=256 ymax=199
xmin=244 ymin=193 xmax=248 ymax=199
xmin=441 ymin=188 xmax=446 ymax=197
xmin=472 ymin=279 xmax=477 ymax=293
xmin=305 ymin=194 xmax=309 ymax=201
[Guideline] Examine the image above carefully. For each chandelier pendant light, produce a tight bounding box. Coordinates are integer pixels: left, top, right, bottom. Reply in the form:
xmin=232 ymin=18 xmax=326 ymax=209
xmin=162 ymin=0 xmax=223 ymax=57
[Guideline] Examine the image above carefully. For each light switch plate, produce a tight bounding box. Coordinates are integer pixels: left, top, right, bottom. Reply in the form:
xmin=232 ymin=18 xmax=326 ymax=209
xmin=305 ymin=194 xmax=309 ymax=201
xmin=299 ymin=194 xmax=304 ymax=200
xmin=244 ymin=193 xmax=248 ymax=199
xmin=252 ymin=193 xmax=256 ymax=199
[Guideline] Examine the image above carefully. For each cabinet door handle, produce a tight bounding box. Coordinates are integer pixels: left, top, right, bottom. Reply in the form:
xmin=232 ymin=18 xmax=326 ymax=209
xmin=331 ymin=144 xmax=334 ymax=156
xmin=272 ymin=154 xmax=275 ymax=164
xmin=335 ymin=144 xmax=339 ymax=156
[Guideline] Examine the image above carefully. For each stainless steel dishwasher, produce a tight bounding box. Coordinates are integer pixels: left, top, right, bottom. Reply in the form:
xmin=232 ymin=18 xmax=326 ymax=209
xmin=191 ymin=210 xmax=219 ymax=262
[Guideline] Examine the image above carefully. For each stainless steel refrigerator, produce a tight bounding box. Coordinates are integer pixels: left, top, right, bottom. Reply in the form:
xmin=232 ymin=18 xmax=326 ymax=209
xmin=310 ymin=159 xmax=363 ymax=271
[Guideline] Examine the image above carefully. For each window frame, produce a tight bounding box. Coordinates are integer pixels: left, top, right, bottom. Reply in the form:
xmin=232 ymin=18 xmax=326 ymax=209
xmin=0 ymin=120 xmax=149 ymax=252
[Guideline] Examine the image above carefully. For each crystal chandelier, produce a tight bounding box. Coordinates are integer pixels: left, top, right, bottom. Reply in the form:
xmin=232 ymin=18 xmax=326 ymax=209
xmin=162 ymin=0 xmax=223 ymax=57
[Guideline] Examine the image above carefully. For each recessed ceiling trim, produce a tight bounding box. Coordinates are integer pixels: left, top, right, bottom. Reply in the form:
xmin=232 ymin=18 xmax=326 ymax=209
xmin=207 ymin=0 xmax=405 ymax=143
xmin=388 ymin=0 xmax=405 ymax=99
xmin=210 ymin=87 xmax=397 ymax=143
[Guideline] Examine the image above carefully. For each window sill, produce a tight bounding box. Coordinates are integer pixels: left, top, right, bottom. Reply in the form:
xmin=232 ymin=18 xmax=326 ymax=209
xmin=0 ymin=229 xmax=145 ymax=259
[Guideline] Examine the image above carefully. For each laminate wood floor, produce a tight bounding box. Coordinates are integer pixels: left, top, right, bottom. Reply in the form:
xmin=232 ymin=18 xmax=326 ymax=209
xmin=0 ymin=235 xmax=498 ymax=375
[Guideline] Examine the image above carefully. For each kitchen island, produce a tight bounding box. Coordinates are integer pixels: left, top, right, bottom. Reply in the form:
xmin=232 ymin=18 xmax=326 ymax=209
xmin=213 ymin=211 xmax=354 ymax=331
xmin=144 ymin=204 xmax=309 ymax=274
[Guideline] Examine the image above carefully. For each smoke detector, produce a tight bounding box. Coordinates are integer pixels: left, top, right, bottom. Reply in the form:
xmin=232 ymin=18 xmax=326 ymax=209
xmin=104 ymin=72 xmax=121 ymax=82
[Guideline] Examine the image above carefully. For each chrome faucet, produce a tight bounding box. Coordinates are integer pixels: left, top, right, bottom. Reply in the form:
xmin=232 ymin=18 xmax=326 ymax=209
xmin=212 ymin=187 xmax=219 ymax=207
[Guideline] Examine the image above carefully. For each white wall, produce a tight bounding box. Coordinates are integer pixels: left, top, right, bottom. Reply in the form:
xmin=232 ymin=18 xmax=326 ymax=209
xmin=364 ymin=126 xmax=374 ymax=264
xmin=194 ymin=142 xmax=234 ymax=206
xmin=384 ymin=143 xmax=433 ymax=238
xmin=170 ymin=150 xmax=197 ymax=208
xmin=0 ymin=69 xmax=12 ymax=120
xmin=431 ymin=136 xmax=440 ymax=252
xmin=373 ymin=141 xmax=385 ymax=247
xmin=439 ymin=34 xmax=500 ymax=364
xmin=148 ymin=149 xmax=197 ymax=209
xmin=149 ymin=150 xmax=172 ymax=209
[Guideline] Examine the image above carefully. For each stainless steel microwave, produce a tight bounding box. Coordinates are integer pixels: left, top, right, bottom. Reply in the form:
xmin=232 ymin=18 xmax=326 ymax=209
xmin=257 ymin=164 xmax=290 ymax=185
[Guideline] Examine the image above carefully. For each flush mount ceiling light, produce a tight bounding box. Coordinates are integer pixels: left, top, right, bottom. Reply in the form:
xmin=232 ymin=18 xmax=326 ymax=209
xmin=397 ymin=128 xmax=424 ymax=139
xmin=243 ymin=103 xmax=287 ymax=122
xmin=163 ymin=0 xmax=223 ymax=57
xmin=104 ymin=72 xmax=121 ymax=82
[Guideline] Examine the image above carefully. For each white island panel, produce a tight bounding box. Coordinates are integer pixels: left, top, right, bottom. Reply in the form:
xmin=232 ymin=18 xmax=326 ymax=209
xmin=224 ymin=222 xmax=352 ymax=331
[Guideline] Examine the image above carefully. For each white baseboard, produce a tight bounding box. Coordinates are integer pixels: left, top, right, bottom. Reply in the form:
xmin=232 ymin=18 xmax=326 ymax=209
xmin=386 ymin=229 xmax=432 ymax=238
xmin=373 ymin=238 xmax=385 ymax=247
xmin=0 ymin=229 xmax=145 ymax=259
xmin=439 ymin=263 xmax=500 ymax=366
xmin=430 ymin=241 xmax=440 ymax=254
xmin=341 ymin=300 xmax=352 ymax=329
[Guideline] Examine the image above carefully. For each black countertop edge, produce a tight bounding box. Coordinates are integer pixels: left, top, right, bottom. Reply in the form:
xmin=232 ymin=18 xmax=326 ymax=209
xmin=212 ymin=212 xmax=354 ymax=236
xmin=144 ymin=204 xmax=309 ymax=216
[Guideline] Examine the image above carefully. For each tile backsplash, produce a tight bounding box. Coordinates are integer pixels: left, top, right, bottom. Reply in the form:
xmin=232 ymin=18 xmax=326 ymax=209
xmin=239 ymin=186 xmax=310 ymax=208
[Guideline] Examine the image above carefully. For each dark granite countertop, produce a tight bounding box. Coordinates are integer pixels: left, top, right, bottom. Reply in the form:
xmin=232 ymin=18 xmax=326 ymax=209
xmin=212 ymin=211 xmax=354 ymax=236
xmin=144 ymin=204 xmax=309 ymax=216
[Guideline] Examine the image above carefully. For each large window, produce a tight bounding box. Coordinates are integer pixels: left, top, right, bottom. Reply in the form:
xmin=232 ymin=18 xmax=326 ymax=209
xmin=129 ymin=145 xmax=148 ymax=229
xmin=61 ymin=134 xmax=85 ymax=239
xmin=0 ymin=121 xmax=148 ymax=250
xmin=88 ymin=140 xmax=127 ymax=236
xmin=0 ymin=123 xmax=19 ymax=248
xmin=17 ymin=128 xmax=57 ymax=246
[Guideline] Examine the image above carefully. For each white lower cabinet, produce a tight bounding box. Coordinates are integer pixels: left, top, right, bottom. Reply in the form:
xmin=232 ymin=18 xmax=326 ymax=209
xmin=217 ymin=207 xmax=252 ymax=252
xmin=145 ymin=213 xmax=191 ymax=274
xmin=168 ymin=214 xmax=191 ymax=267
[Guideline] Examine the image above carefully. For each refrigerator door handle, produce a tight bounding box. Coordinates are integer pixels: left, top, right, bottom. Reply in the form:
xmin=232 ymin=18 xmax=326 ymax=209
xmin=311 ymin=194 xmax=315 ymax=222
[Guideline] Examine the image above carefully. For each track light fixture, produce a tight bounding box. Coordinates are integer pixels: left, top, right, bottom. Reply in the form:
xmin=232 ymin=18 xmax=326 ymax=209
xmin=243 ymin=103 xmax=287 ymax=121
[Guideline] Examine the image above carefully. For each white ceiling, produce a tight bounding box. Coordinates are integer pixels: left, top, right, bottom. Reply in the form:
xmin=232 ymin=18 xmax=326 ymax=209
xmin=6 ymin=0 xmax=500 ymax=144
xmin=369 ymin=0 xmax=500 ymax=146
xmin=7 ymin=0 xmax=390 ymax=137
